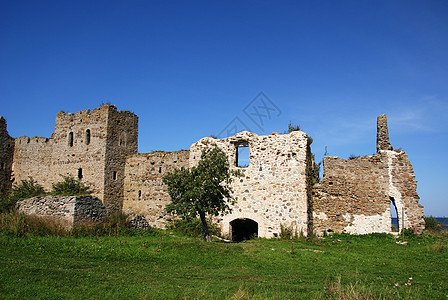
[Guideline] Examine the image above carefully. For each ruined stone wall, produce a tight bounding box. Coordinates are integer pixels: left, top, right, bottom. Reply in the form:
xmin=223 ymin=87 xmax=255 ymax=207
xmin=13 ymin=137 xmax=53 ymax=191
xmin=123 ymin=150 xmax=189 ymax=228
xmin=384 ymin=150 xmax=425 ymax=233
xmin=190 ymin=131 xmax=310 ymax=239
xmin=16 ymin=195 xmax=106 ymax=227
xmin=50 ymin=106 xmax=111 ymax=200
xmin=10 ymin=105 xmax=138 ymax=212
xmin=312 ymin=155 xmax=391 ymax=235
xmin=312 ymin=150 xmax=425 ymax=235
xmin=103 ymin=108 xmax=139 ymax=212
xmin=0 ymin=117 xmax=14 ymax=195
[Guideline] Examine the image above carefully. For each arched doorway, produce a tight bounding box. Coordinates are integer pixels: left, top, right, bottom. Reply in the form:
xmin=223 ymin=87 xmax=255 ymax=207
xmin=230 ymin=218 xmax=258 ymax=242
xmin=390 ymin=197 xmax=399 ymax=232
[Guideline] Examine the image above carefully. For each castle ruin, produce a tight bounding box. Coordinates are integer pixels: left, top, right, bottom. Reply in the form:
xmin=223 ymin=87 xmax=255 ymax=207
xmin=0 ymin=105 xmax=425 ymax=239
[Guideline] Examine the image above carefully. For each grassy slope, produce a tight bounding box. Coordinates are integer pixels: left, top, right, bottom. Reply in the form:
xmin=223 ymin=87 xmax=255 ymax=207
xmin=0 ymin=232 xmax=447 ymax=299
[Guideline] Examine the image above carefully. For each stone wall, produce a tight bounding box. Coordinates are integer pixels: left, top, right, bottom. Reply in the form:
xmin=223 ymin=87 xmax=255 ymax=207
xmin=8 ymin=105 xmax=138 ymax=213
xmin=312 ymin=154 xmax=391 ymax=235
xmin=123 ymin=150 xmax=189 ymax=228
xmin=16 ymin=195 xmax=106 ymax=226
xmin=190 ymin=131 xmax=311 ymax=239
xmin=0 ymin=117 xmax=14 ymax=195
xmin=312 ymin=116 xmax=425 ymax=235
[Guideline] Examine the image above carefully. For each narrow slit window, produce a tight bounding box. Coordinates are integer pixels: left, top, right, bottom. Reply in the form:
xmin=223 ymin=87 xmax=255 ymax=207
xmin=113 ymin=171 xmax=117 ymax=180
xmin=158 ymin=167 xmax=162 ymax=173
xmin=236 ymin=144 xmax=250 ymax=168
xmin=85 ymin=129 xmax=91 ymax=145
xmin=78 ymin=168 xmax=83 ymax=179
xmin=68 ymin=132 xmax=74 ymax=147
xmin=1 ymin=162 xmax=4 ymax=170
xmin=138 ymin=190 xmax=141 ymax=199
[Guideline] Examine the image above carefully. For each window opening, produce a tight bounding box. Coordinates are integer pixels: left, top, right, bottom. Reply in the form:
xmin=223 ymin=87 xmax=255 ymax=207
xmin=390 ymin=197 xmax=399 ymax=232
xmin=1 ymin=162 xmax=4 ymax=170
xmin=113 ymin=171 xmax=117 ymax=180
xmin=119 ymin=132 xmax=126 ymax=147
xmin=78 ymin=168 xmax=83 ymax=179
xmin=158 ymin=167 xmax=162 ymax=173
xmin=138 ymin=190 xmax=141 ymax=199
xmin=68 ymin=132 xmax=73 ymax=147
xmin=85 ymin=129 xmax=91 ymax=145
xmin=236 ymin=143 xmax=249 ymax=168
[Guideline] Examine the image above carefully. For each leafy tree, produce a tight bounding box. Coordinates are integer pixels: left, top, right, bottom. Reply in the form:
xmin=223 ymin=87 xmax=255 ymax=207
xmin=163 ymin=146 xmax=240 ymax=241
xmin=51 ymin=175 xmax=91 ymax=196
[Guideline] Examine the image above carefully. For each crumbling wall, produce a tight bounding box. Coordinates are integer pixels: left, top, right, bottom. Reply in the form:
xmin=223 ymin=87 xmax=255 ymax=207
xmin=16 ymin=195 xmax=106 ymax=227
xmin=190 ymin=131 xmax=311 ymax=238
xmin=0 ymin=117 xmax=14 ymax=195
xmin=312 ymin=154 xmax=391 ymax=235
xmin=123 ymin=150 xmax=189 ymax=228
xmin=312 ymin=114 xmax=425 ymax=235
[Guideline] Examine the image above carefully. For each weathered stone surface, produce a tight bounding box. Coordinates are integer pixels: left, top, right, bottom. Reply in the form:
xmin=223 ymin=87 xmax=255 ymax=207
xmin=122 ymin=150 xmax=189 ymax=228
xmin=0 ymin=117 xmax=14 ymax=195
xmin=190 ymin=130 xmax=313 ymax=238
xmin=0 ymin=105 xmax=425 ymax=237
xmin=126 ymin=214 xmax=150 ymax=230
xmin=16 ymin=195 xmax=106 ymax=227
xmin=6 ymin=105 xmax=138 ymax=213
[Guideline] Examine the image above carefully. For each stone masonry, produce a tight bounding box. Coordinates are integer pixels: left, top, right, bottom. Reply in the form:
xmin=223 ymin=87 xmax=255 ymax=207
xmin=122 ymin=150 xmax=189 ymax=227
xmin=6 ymin=105 xmax=138 ymax=213
xmin=312 ymin=115 xmax=425 ymax=235
xmin=0 ymin=105 xmax=425 ymax=237
xmin=190 ymin=131 xmax=313 ymax=238
xmin=16 ymin=195 xmax=106 ymax=227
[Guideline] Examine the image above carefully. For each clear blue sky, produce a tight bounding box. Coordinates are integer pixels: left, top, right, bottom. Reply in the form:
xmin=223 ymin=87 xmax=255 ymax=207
xmin=1 ymin=0 xmax=447 ymax=216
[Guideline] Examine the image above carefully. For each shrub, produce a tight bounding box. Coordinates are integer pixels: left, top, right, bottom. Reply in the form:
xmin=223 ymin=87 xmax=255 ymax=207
xmin=51 ymin=175 xmax=91 ymax=196
xmin=168 ymin=217 xmax=220 ymax=238
xmin=9 ymin=177 xmax=46 ymax=201
xmin=424 ymin=216 xmax=445 ymax=232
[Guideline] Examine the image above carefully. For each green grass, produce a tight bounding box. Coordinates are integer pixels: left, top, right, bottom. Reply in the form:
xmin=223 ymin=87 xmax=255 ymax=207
xmin=0 ymin=231 xmax=447 ymax=299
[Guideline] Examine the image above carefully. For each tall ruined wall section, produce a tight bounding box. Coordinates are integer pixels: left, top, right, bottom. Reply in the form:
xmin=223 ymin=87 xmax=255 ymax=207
xmin=123 ymin=150 xmax=189 ymax=228
xmin=190 ymin=131 xmax=311 ymax=239
xmin=312 ymin=155 xmax=391 ymax=235
xmin=312 ymin=115 xmax=425 ymax=235
xmin=103 ymin=108 xmax=138 ymax=212
xmin=0 ymin=117 xmax=14 ymax=195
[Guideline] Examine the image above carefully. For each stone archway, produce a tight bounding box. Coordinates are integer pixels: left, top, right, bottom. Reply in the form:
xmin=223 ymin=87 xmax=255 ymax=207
xmin=230 ymin=218 xmax=258 ymax=242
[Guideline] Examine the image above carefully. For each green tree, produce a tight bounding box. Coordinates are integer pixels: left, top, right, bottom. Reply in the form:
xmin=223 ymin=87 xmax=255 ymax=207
xmin=163 ymin=146 xmax=240 ymax=241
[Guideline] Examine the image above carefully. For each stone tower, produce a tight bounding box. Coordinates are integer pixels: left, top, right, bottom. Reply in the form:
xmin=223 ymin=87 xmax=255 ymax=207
xmin=376 ymin=114 xmax=393 ymax=152
xmin=10 ymin=105 xmax=138 ymax=213
xmin=0 ymin=117 xmax=14 ymax=195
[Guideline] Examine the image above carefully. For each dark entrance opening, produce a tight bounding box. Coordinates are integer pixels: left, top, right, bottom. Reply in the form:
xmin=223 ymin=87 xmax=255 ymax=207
xmin=230 ymin=218 xmax=258 ymax=242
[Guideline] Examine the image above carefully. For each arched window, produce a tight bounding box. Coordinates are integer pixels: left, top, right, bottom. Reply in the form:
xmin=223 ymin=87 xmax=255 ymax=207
xmin=68 ymin=132 xmax=73 ymax=147
xmin=85 ymin=129 xmax=91 ymax=145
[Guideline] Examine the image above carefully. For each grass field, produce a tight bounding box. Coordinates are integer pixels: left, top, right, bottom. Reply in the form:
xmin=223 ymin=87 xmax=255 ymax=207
xmin=0 ymin=228 xmax=447 ymax=299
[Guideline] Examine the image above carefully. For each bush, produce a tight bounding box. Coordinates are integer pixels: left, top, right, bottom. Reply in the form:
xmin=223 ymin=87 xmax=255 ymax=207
xmin=9 ymin=177 xmax=46 ymax=202
xmin=51 ymin=175 xmax=91 ymax=196
xmin=424 ymin=216 xmax=445 ymax=232
xmin=168 ymin=217 xmax=220 ymax=238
